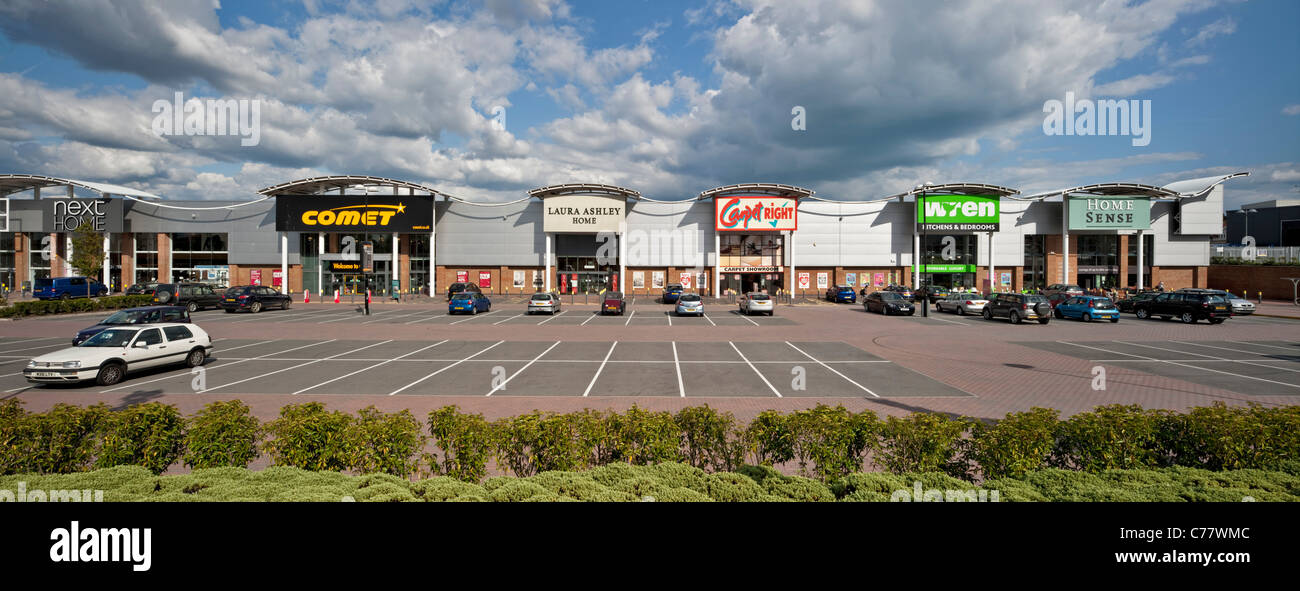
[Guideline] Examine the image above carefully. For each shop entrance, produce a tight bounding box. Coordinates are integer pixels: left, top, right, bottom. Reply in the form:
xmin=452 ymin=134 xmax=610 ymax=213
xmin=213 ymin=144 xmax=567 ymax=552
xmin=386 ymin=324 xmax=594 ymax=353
xmin=921 ymin=272 xmax=976 ymax=290
xmin=722 ymin=272 xmax=782 ymax=294
xmin=557 ymin=271 xmax=619 ymax=294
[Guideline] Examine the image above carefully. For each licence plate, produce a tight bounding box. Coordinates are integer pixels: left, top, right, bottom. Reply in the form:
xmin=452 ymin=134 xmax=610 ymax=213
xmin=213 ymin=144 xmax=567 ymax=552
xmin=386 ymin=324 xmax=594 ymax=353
xmin=33 ymin=372 xmax=57 ymax=377
xmin=225 ymin=298 xmax=236 ymax=302
xmin=1214 ymin=306 xmax=1226 ymax=311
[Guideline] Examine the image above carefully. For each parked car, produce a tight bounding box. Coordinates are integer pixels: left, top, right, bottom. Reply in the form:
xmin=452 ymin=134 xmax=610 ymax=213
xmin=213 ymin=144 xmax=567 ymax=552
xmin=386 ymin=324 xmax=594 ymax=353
xmin=25 ymin=323 xmax=213 ymax=386
xmin=72 ymin=306 xmax=190 ymax=345
xmin=153 ymin=282 xmax=223 ymax=311
xmin=662 ymin=283 xmax=684 ymax=304
xmin=220 ymin=285 xmax=293 ymax=313
xmin=527 ymin=292 xmax=562 ymax=315
xmin=934 ymin=293 xmax=987 ymax=316
xmin=1041 ymin=284 xmax=1084 ymax=299
xmin=33 ymin=276 xmax=107 ymax=300
xmin=601 ymin=292 xmax=626 ymax=315
xmin=675 ymin=293 xmax=704 ymax=316
xmin=863 ymin=291 xmax=915 ymax=315
xmin=1131 ymin=291 xmax=1231 ymax=324
xmin=982 ymin=293 xmax=1051 ymax=324
xmin=1053 ymin=295 xmax=1120 ymax=323
xmin=448 ymin=292 xmax=491 ymax=315
xmin=1177 ymin=288 xmax=1255 ymax=315
xmin=739 ymin=292 xmax=775 ymax=316
xmin=1116 ymin=291 xmax=1160 ymax=313
xmin=825 ymin=285 xmax=857 ymax=303
xmin=124 ymin=282 xmax=160 ymax=296
xmin=446 ymin=282 xmax=482 ymax=301
xmin=914 ymin=283 xmax=951 ymax=304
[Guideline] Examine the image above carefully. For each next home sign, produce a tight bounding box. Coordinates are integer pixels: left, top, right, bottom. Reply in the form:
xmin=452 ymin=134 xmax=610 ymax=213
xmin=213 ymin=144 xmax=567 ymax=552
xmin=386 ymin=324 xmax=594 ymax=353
xmin=1068 ymin=196 xmax=1150 ymax=230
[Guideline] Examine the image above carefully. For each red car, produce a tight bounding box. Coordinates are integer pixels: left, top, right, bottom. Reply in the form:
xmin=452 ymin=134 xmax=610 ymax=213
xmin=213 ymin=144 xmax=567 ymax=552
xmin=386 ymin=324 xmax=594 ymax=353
xmin=601 ymin=292 xmax=626 ymax=315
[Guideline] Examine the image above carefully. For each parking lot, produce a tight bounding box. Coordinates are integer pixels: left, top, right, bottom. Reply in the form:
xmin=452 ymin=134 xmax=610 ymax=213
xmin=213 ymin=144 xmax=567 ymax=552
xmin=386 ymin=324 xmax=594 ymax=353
xmin=183 ymin=305 xmax=798 ymax=327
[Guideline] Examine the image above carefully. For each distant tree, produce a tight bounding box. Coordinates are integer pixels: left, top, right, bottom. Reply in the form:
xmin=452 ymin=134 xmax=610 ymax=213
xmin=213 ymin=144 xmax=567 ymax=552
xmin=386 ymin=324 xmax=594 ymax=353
xmin=69 ymin=222 xmax=105 ymax=297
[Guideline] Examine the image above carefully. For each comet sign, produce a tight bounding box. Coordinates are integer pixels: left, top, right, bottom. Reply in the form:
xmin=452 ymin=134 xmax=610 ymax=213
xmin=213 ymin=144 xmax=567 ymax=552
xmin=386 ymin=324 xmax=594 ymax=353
xmin=715 ymin=196 xmax=797 ymax=231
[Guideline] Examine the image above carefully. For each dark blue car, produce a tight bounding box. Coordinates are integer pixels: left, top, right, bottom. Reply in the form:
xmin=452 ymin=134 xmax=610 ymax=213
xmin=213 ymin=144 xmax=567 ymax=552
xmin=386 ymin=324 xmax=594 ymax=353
xmin=1053 ymin=295 xmax=1120 ymax=323
xmin=662 ymin=283 xmax=684 ymax=304
xmin=825 ymin=285 xmax=857 ymax=303
xmin=449 ymin=292 xmax=491 ymax=314
xmin=34 ymin=276 xmax=107 ymax=300
xmin=72 ymin=306 xmax=190 ymax=345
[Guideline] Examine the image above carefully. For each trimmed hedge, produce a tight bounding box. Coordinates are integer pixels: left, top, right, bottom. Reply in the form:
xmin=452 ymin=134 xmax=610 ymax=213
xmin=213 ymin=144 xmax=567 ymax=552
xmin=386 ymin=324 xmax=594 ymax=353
xmin=0 ymin=294 xmax=154 ymax=318
xmin=1 ymin=463 xmax=1295 ymax=502
xmin=1 ymin=400 xmax=1297 ymax=484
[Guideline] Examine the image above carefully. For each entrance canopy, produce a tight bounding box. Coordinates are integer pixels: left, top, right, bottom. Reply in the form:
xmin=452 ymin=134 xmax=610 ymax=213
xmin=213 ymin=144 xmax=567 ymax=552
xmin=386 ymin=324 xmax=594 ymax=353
xmin=889 ymin=182 xmax=1019 ymax=202
xmin=259 ymin=175 xmax=440 ymax=196
xmin=0 ymin=174 xmax=162 ymax=199
xmin=528 ymin=183 xmax=641 ymax=200
xmin=698 ymin=183 xmax=813 ymax=200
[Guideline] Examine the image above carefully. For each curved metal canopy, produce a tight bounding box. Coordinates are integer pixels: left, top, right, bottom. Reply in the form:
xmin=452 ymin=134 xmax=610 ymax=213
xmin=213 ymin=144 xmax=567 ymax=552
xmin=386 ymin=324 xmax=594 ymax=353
xmin=528 ymin=183 xmax=641 ymax=199
xmin=0 ymin=174 xmax=162 ymax=199
xmin=258 ymin=175 xmax=440 ymax=196
xmin=886 ymin=182 xmax=1019 ymax=201
xmin=697 ymin=183 xmax=814 ymax=200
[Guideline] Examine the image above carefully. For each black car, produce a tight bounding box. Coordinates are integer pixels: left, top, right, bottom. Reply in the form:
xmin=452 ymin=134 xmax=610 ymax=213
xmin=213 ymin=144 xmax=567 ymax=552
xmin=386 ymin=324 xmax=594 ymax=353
xmin=914 ymin=283 xmax=951 ymax=304
xmin=72 ymin=306 xmax=190 ymax=345
xmin=1131 ymin=291 xmax=1231 ymax=324
xmin=153 ymin=282 xmax=223 ymax=312
xmin=1115 ymin=291 xmax=1160 ymax=313
xmin=863 ymin=291 xmax=915 ymax=315
xmin=124 ymin=282 xmax=160 ymax=296
xmin=982 ymin=293 xmax=1051 ymax=324
xmin=221 ymin=285 xmax=293 ymax=313
xmin=446 ymin=282 xmax=482 ymax=301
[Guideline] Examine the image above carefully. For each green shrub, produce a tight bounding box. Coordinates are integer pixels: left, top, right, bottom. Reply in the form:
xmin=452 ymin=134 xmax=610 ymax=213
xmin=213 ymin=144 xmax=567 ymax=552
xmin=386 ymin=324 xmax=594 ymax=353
xmin=745 ymin=410 xmax=794 ymax=466
xmin=1154 ymin=403 xmax=1300 ymax=471
xmin=410 ymin=477 xmax=488 ymax=502
xmin=0 ymin=294 xmax=154 ymax=318
xmin=487 ymin=479 xmax=551 ymax=502
xmin=703 ymin=472 xmax=767 ymax=502
xmin=0 ymin=400 xmax=34 ymax=474
xmin=95 ymin=402 xmax=185 ymax=474
xmin=970 ymin=407 xmax=1059 ymax=479
xmin=493 ymin=411 xmax=589 ymax=477
xmin=571 ymin=409 xmax=617 ymax=467
xmin=28 ymin=403 xmax=112 ymax=474
xmin=183 ymin=400 xmax=261 ymax=469
xmin=877 ymin=412 xmax=970 ymax=477
xmin=608 ymin=406 xmax=681 ymax=465
xmin=761 ymin=475 xmax=835 ymax=502
xmin=675 ymin=405 xmax=745 ymax=473
xmin=786 ymin=405 xmax=879 ymax=480
xmin=261 ymin=402 xmax=355 ymax=471
xmin=425 ymin=406 xmax=493 ymax=482
xmin=1054 ymin=405 xmax=1159 ymax=472
xmin=348 ymin=407 xmax=425 ymax=477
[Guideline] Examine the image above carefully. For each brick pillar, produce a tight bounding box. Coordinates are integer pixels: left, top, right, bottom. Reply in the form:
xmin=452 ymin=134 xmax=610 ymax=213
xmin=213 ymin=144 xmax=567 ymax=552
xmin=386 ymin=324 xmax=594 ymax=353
xmin=157 ymin=233 xmax=171 ymax=281
xmin=1118 ymin=234 xmax=1130 ymax=288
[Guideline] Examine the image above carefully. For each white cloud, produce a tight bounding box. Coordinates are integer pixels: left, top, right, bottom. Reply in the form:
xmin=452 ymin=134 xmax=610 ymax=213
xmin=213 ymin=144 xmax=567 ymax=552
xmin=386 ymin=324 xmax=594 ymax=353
xmin=1186 ymin=16 xmax=1237 ymax=47
xmin=1283 ymin=104 xmax=1300 ymax=116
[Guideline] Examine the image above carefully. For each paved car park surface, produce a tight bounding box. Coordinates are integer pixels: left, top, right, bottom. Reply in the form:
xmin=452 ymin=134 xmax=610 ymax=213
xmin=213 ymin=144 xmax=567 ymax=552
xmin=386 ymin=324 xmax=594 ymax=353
xmin=4 ymin=300 xmax=1299 ymax=423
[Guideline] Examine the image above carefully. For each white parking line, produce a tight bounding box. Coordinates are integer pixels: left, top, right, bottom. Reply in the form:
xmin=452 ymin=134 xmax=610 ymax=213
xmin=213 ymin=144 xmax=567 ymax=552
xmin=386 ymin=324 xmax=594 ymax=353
xmin=205 ymin=340 xmax=394 ymax=393
xmin=1227 ymin=340 xmax=1300 ymax=352
xmin=1056 ymin=341 xmax=1300 ymax=390
xmin=449 ymin=310 xmax=497 ymax=325
xmin=729 ymin=341 xmax=781 ymax=397
xmin=702 ymin=313 xmax=717 ymax=327
xmin=216 ymin=339 xmax=277 ymax=353
xmin=1121 ymin=341 xmax=1300 ymax=374
xmin=100 ymin=339 xmax=338 ymax=393
xmin=1175 ymin=341 xmax=1299 ymax=358
xmin=293 ymin=340 xmax=448 ymax=395
xmin=317 ymin=312 xmax=367 ymax=324
xmin=667 ymin=312 xmax=672 ymax=326
xmin=0 ymin=337 xmax=63 ymax=346
xmin=624 ymin=310 xmax=636 ymax=326
xmin=0 ymin=342 xmax=74 ymax=354
xmin=486 ymin=341 xmax=561 ymax=396
xmin=671 ymin=342 xmax=685 ymax=398
xmin=737 ymin=312 xmax=760 ymax=327
xmin=537 ymin=310 xmax=566 ymax=325
xmin=785 ymin=341 xmax=881 ymax=398
xmin=405 ymin=313 xmax=447 ymax=324
xmin=388 ymin=341 xmax=503 ymax=396
xmin=923 ymin=314 xmax=969 ymax=326
xmin=362 ymin=310 xmax=429 ymax=324
xmin=580 ymin=313 xmax=598 ymax=326
xmin=582 ymin=342 xmax=618 ymax=397
xmin=492 ymin=314 xmax=523 ymax=325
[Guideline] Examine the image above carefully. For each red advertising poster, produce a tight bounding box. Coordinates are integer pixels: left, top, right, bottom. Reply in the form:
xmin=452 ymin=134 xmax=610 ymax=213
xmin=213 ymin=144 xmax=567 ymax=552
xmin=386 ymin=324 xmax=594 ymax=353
xmin=272 ymin=270 xmax=283 ymax=288
xmin=680 ymin=272 xmax=693 ymax=289
xmin=874 ymin=272 xmax=884 ymax=287
xmin=479 ymin=271 xmax=492 ymax=289
xmin=797 ymin=272 xmax=810 ymax=289
xmin=251 ymin=269 xmax=262 ymax=285
xmin=456 ymin=270 xmax=468 ymax=283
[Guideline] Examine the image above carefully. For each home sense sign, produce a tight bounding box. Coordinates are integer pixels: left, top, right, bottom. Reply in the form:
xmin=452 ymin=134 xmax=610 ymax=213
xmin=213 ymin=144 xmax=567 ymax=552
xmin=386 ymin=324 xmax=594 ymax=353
xmin=714 ymin=196 xmax=797 ymax=231
xmin=1068 ymin=196 xmax=1150 ymax=230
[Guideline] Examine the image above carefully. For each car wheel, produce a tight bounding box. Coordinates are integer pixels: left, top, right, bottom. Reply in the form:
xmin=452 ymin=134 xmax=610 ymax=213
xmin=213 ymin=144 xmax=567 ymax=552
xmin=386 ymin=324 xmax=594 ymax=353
xmin=1110 ymin=318 xmax=1120 ymax=323
xmin=95 ymin=363 xmax=125 ymax=386
xmin=98 ymin=289 xmax=107 ymax=297
xmin=883 ymin=306 xmax=891 ymax=316
xmin=1135 ymin=308 xmax=1149 ymax=320
xmin=471 ymin=306 xmax=478 ymax=315
xmin=187 ymin=301 xmax=198 ymax=313
xmin=60 ymin=293 xmax=70 ymax=301
xmin=1038 ymin=318 xmax=1050 ymax=325
xmin=283 ymin=299 xmax=291 ymax=310
xmin=1180 ymin=312 xmax=1195 ymax=324
xmin=1082 ymin=312 xmax=1092 ymax=322
xmin=251 ymin=302 xmax=262 ymax=314
xmin=185 ymin=348 xmax=206 ymax=368
xmin=982 ymin=308 xmax=993 ymax=321
xmin=956 ymin=306 xmax=964 ymax=316
xmin=1054 ymin=308 xmax=1063 ymax=319
xmin=1010 ymin=310 xmax=1021 ymax=324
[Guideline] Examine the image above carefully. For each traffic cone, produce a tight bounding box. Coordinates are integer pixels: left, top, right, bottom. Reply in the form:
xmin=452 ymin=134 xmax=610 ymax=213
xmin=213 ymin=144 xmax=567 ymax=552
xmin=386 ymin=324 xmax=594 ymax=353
xmin=334 ymin=290 xmax=340 ymax=304
xmin=304 ymin=289 xmax=310 ymax=304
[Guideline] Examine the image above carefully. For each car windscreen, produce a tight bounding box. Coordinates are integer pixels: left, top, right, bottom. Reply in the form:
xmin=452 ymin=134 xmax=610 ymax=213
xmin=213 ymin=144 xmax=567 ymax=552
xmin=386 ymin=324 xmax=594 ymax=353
xmin=80 ymin=329 xmax=137 ymax=347
xmin=604 ymin=293 xmax=623 ymax=300
xmin=679 ymin=294 xmax=701 ymax=302
xmin=531 ymin=294 xmax=553 ymax=301
xmin=666 ymin=285 xmax=682 ymax=291
xmin=451 ymin=293 xmax=474 ymax=301
xmin=34 ymin=278 xmax=53 ymax=289
xmin=100 ymin=310 xmax=149 ymax=325
xmin=1092 ymin=298 xmax=1115 ymax=308
xmin=1205 ymin=295 xmax=1228 ymax=304
xmin=748 ymin=294 xmax=771 ymax=301
xmin=1025 ymin=295 xmax=1047 ymax=303
xmin=225 ymin=287 xmax=251 ymax=296
xmin=879 ymin=292 xmax=902 ymax=300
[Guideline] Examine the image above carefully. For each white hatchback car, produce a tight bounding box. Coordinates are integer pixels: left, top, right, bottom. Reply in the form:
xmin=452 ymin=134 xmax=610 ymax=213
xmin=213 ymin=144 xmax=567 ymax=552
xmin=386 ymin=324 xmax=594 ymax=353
xmin=527 ymin=292 xmax=562 ymax=315
xmin=738 ymin=292 xmax=774 ymax=316
xmin=675 ymin=293 xmax=704 ymax=316
xmin=24 ymin=323 xmax=213 ymax=386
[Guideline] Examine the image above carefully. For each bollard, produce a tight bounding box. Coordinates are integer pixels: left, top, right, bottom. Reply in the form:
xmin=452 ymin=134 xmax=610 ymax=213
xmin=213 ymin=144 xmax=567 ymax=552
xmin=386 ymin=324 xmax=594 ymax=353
xmin=1258 ymin=291 xmax=1262 ymax=304
xmin=334 ymin=289 xmax=340 ymax=304
xmin=304 ymin=289 xmax=310 ymax=304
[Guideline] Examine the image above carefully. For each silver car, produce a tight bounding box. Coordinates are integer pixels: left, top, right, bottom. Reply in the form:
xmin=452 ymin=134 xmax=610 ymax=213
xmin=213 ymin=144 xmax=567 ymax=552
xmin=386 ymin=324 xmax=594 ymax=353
xmin=527 ymin=292 xmax=562 ymax=315
xmin=934 ymin=292 xmax=988 ymax=316
xmin=1178 ymin=288 xmax=1255 ymax=315
xmin=739 ymin=292 xmax=774 ymax=316
xmin=675 ymin=293 xmax=704 ymax=316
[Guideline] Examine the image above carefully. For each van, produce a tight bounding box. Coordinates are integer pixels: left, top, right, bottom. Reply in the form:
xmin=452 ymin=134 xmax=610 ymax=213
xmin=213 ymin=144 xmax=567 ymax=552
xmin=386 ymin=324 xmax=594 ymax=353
xmin=33 ymin=276 xmax=108 ymax=300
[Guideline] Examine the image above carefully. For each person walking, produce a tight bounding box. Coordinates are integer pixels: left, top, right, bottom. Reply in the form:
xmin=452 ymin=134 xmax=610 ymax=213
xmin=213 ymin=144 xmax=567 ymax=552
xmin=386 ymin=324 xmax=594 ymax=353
xmin=364 ymin=288 xmax=371 ymax=315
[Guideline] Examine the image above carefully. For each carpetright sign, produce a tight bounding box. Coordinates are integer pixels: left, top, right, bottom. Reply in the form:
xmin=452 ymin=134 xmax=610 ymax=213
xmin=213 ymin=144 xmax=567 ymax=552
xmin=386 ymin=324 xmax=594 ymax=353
xmin=916 ymin=195 xmax=999 ymax=232
xmin=715 ymin=196 xmax=797 ymax=231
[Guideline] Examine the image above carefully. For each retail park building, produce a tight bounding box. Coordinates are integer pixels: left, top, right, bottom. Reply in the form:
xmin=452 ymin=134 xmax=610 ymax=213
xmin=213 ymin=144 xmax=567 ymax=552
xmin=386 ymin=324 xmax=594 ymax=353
xmin=0 ymin=172 xmax=1247 ymax=297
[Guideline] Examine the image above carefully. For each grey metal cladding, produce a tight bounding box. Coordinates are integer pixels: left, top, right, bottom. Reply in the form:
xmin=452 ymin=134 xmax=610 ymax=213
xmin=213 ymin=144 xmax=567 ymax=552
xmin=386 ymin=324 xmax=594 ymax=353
xmin=123 ymin=199 xmax=294 ymax=265
xmin=625 ymin=200 xmax=715 ymax=267
xmin=2 ymin=200 xmax=46 ymax=232
xmin=1175 ymin=185 xmax=1225 ymax=236
xmin=1150 ymin=200 xmax=1208 ymax=265
xmin=793 ymin=200 xmax=912 ymax=266
xmin=436 ymin=200 xmax=544 ymax=266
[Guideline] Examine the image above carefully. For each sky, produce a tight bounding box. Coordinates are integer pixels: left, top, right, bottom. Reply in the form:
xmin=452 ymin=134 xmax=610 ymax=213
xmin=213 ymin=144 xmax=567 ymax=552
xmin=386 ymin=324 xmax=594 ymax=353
xmin=0 ymin=0 xmax=1296 ymax=208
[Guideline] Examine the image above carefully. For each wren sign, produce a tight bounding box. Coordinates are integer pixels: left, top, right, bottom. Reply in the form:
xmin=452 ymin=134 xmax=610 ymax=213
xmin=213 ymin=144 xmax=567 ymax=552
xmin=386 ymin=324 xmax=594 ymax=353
xmin=1068 ymin=196 xmax=1150 ymax=230
xmin=542 ymin=194 xmax=626 ymax=233
xmin=42 ymin=198 xmax=124 ymax=233
xmin=916 ymin=195 xmax=999 ymax=231
xmin=715 ymin=196 xmax=797 ymax=231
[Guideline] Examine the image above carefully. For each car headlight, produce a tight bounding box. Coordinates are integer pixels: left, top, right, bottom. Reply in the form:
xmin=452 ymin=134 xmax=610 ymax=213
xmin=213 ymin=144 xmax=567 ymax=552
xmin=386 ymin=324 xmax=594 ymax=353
xmin=62 ymin=361 xmax=81 ymax=369
xmin=26 ymin=360 xmax=36 ymax=368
